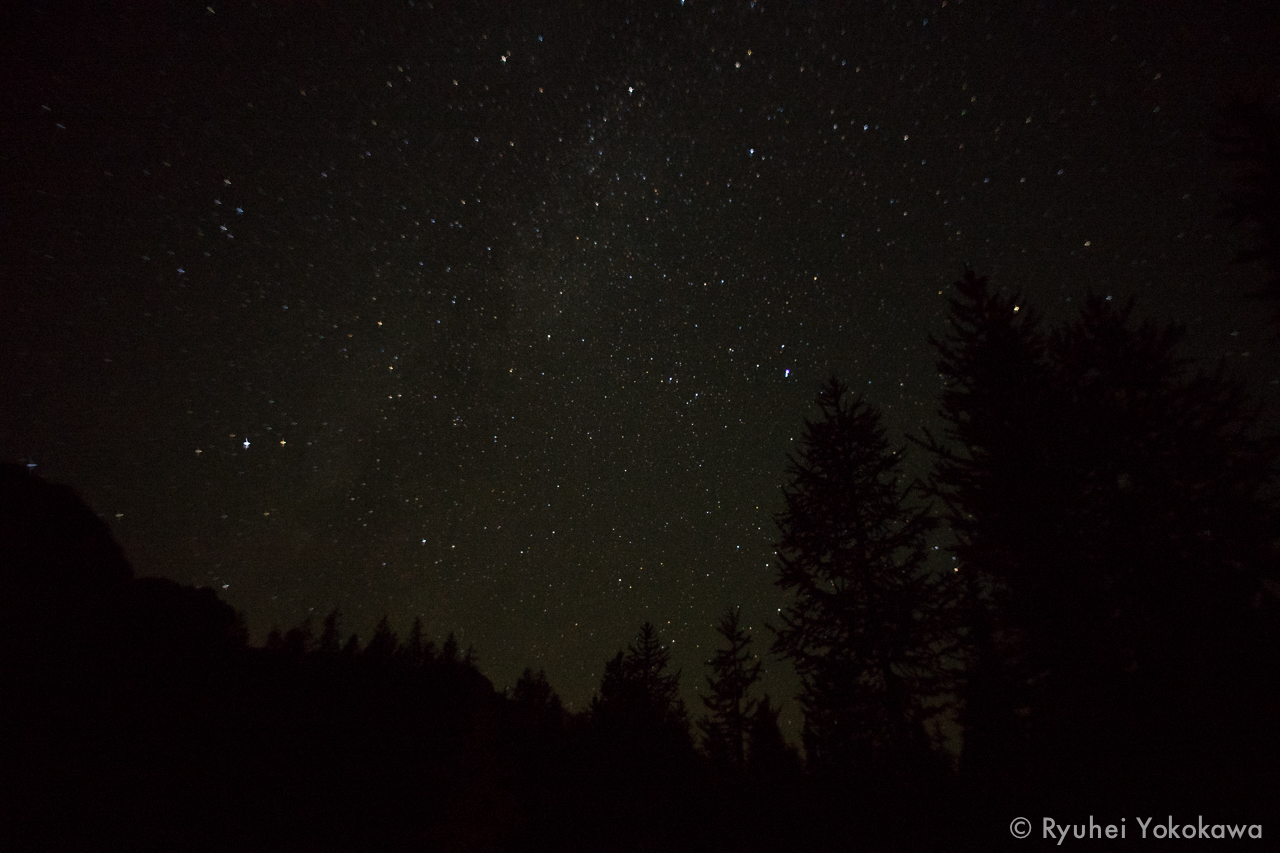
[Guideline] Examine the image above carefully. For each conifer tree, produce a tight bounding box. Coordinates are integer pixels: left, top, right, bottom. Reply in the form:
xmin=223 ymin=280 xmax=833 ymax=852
xmin=318 ymin=608 xmax=343 ymax=655
xmin=1218 ymin=97 xmax=1280 ymax=306
xmin=398 ymin=616 xmax=432 ymax=668
xmin=364 ymin=615 xmax=399 ymax=662
xmin=593 ymin=622 xmax=690 ymax=744
xmin=1041 ymin=293 xmax=1279 ymax=766
xmin=773 ymin=377 xmax=943 ymax=776
xmin=513 ymin=668 xmax=562 ymax=713
xmin=914 ymin=269 xmax=1054 ymax=774
xmin=698 ymin=607 xmax=762 ymax=769
xmin=745 ymin=695 xmax=801 ymax=778
xmin=441 ymin=631 xmax=460 ymax=664
xmin=283 ymin=615 xmax=315 ymax=656
xmin=922 ymin=270 xmax=1280 ymax=777
xmin=512 ymin=667 xmax=565 ymax=729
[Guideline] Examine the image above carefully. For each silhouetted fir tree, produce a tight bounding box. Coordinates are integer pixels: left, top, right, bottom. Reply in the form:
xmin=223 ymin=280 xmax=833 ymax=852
xmin=318 ymin=608 xmax=343 ymax=655
xmin=341 ymin=633 xmax=361 ymax=657
xmin=398 ymin=616 xmax=431 ymax=668
xmin=364 ymin=615 xmax=399 ymax=662
xmin=923 ymin=270 xmax=1280 ymax=784
xmin=914 ymin=269 xmax=1055 ymax=777
xmin=596 ymin=652 xmax=628 ymax=703
xmin=629 ymin=624 xmax=678 ymax=707
xmin=773 ymin=376 xmax=945 ymax=779
xmin=507 ymin=668 xmax=570 ymax=844
xmin=507 ymin=668 xmax=565 ymax=760
xmin=1040 ymin=293 xmax=1280 ymax=771
xmin=512 ymin=668 xmax=564 ymax=721
xmin=745 ymin=695 xmax=801 ymax=778
xmin=1218 ymin=96 xmax=1280 ymax=307
xmin=586 ymin=623 xmax=698 ymax=850
xmin=591 ymin=622 xmax=693 ymax=764
xmin=441 ymin=631 xmax=460 ymax=664
xmin=283 ymin=615 xmax=315 ymax=656
xmin=433 ymin=631 xmax=487 ymax=699
xmin=698 ymin=606 xmax=762 ymax=769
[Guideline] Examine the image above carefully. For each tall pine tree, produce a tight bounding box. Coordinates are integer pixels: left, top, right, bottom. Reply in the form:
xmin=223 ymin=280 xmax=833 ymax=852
xmin=698 ymin=606 xmax=762 ymax=769
xmin=587 ymin=624 xmax=697 ymax=853
xmin=914 ymin=269 xmax=1055 ymax=776
xmin=1042 ymin=293 xmax=1279 ymax=771
xmin=1218 ymin=96 xmax=1280 ymax=307
xmin=773 ymin=377 xmax=945 ymax=778
xmin=593 ymin=622 xmax=690 ymax=748
xmin=923 ymin=270 xmax=1280 ymax=781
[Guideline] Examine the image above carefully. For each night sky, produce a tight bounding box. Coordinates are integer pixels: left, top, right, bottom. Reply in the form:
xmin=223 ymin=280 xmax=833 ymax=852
xmin=5 ymin=0 xmax=1279 ymax=725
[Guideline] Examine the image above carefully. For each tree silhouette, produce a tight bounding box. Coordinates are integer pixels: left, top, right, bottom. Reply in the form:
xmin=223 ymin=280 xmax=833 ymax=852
xmin=441 ymin=631 xmax=460 ymax=664
xmin=283 ymin=614 xmax=315 ymax=656
xmin=1218 ymin=96 xmax=1280 ymax=308
xmin=914 ymin=269 xmax=1056 ymax=776
xmin=318 ymin=608 xmax=343 ymax=655
xmin=585 ymin=623 xmax=698 ymax=850
xmin=513 ymin=667 xmax=564 ymax=722
xmin=773 ymin=376 xmax=945 ymax=778
xmin=698 ymin=606 xmax=762 ymax=770
xmin=364 ymin=615 xmax=399 ymax=662
xmin=921 ymin=270 xmax=1280 ymax=784
xmin=1041 ymin=293 xmax=1280 ymax=772
xmin=745 ymin=695 xmax=801 ymax=778
xmin=594 ymin=622 xmax=690 ymax=742
xmin=398 ymin=616 xmax=433 ymax=668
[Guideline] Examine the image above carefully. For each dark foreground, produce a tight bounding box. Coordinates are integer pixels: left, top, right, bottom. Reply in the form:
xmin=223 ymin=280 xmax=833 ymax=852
xmin=4 ymin=463 xmax=1276 ymax=851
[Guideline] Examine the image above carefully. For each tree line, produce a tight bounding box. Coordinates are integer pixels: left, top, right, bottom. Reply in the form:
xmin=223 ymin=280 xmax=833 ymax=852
xmin=4 ymin=260 xmax=1276 ymax=849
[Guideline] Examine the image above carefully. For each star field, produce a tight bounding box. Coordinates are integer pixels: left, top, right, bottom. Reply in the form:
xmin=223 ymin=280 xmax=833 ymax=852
xmin=4 ymin=0 xmax=1279 ymax=720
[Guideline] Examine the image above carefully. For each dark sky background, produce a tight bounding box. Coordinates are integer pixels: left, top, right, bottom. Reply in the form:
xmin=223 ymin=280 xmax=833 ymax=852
xmin=4 ymin=0 xmax=1279 ymax=729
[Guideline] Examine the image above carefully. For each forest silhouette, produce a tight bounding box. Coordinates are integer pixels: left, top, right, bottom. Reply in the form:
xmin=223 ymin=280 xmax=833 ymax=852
xmin=6 ymin=113 xmax=1280 ymax=846
xmin=5 ymin=259 xmax=1278 ymax=850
